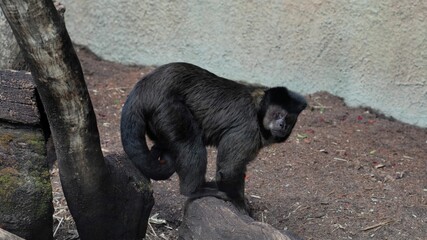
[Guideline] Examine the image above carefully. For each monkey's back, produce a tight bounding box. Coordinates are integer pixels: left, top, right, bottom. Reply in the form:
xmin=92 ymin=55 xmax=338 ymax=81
xmin=135 ymin=62 xmax=262 ymax=146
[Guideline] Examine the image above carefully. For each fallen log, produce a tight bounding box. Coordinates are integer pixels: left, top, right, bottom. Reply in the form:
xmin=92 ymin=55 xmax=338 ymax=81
xmin=0 ymin=70 xmax=53 ymax=240
xmin=179 ymin=197 xmax=302 ymax=240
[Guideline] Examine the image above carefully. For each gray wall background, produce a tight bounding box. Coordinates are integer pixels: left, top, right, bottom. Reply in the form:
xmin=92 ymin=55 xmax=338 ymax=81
xmin=61 ymin=0 xmax=426 ymax=127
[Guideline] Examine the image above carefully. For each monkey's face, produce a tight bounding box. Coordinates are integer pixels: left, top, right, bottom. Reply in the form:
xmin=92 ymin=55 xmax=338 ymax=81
xmin=263 ymin=105 xmax=299 ymax=141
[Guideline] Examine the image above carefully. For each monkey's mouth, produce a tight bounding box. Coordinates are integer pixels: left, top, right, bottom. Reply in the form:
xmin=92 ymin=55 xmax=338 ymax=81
xmin=272 ymin=122 xmax=296 ymax=139
xmin=271 ymin=128 xmax=291 ymax=138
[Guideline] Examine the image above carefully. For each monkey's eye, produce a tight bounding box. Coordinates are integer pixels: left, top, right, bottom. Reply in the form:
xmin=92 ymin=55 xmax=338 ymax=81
xmin=273 ymin=112 xmax=285 ymax=120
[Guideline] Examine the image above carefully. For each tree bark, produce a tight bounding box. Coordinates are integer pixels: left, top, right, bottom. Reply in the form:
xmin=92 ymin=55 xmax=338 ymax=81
xmin=0 ymin=1 xmax=154 ymax=239
xmin=0 ymin=70 xmax=39 ymax=124
xmin=180 ymin=197 xmax=302 ymax=240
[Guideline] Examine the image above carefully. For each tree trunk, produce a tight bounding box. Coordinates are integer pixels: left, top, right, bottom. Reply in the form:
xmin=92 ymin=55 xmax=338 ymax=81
xmin=180 ymin=197 xmax=302 ymax=240
xmin=0 ymin=1 xmax=154 ymax=239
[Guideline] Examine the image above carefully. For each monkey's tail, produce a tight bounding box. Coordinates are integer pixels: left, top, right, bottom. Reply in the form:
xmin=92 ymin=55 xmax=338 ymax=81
xmin=120 ymin=94 xmax=176 ymax=180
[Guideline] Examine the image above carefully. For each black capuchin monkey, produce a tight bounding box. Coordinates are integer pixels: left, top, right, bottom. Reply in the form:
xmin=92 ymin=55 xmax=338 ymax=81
xmin=121 ymin=62 xmax=307 ymax=212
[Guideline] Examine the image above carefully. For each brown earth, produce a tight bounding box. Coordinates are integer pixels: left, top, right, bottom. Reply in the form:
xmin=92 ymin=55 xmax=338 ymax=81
xmin=51 ymin=47 xmax=427 ymax=240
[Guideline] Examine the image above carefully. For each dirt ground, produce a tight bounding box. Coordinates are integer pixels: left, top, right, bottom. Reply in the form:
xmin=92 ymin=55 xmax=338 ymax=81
xmin=51 ymin=47 xmax=427 ymax=240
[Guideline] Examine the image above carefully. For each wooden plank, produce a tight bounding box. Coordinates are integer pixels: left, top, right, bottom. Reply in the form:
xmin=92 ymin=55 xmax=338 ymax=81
xmin=0 ymin=70 xmax=40 ymax=125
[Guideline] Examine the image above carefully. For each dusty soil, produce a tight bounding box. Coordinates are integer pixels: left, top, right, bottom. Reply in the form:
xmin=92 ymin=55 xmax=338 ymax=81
xmin=52 ymin=47 xmax=427 ymax=240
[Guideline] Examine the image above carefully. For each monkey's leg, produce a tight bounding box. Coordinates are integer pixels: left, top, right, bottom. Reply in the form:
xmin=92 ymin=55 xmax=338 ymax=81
xmin=215 ymin=167 xmax=247 ymax=212
xmin=175 ymin=139 xmax=208 ymax=196
xmin=150 ymin=100 xmax=208 ymax=196
xmin=216 ymin=138 xmax=255 ymax=213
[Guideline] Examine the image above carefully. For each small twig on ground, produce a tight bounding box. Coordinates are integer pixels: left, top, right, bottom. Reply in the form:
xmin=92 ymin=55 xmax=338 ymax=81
xmin=286 ymin=204 xmax=303 ymax=219
xmin=148 ymin=222 xmax=158 ymax=237
xmin=106 ymin=87 xmax=127 ymax=92
xmin=149 ymin=213 xmax=167 ymax=225
xmin=332 ymin=223 xmax=346 ymax=232
xmin=333 ymin=157 xmax=349 ymax=162
xmin=311 ymin=105 xmax=332 ymax=109
xmin=361 ymin=219 xmax=394 ymax=232
xmin=250 ymin=194 xmax=261 ymax=199
xmin=312 ymin=98 xmax=332 ymax=112
xmin=53 ymin=217 xmax=64 ymax=237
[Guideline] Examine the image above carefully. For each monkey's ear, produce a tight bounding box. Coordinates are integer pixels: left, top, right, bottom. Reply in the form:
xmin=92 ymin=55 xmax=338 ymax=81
xmin=287 ymin=90 xmax=308 ymax=113
xmin=251 ymin=88 xmax=266 ymax=107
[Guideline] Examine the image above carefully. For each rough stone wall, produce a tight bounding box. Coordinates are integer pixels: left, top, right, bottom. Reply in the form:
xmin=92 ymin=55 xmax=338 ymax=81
xmin=63 ymin=1 xmax=427 ymax=127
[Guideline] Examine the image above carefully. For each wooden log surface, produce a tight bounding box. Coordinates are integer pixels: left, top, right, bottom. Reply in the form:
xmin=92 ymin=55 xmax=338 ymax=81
xmin=0 ymin=228 xmax=25 ymax=240
xmin=179 ymin=197 xmax=302 ymax=240
xmin=0 ymin=70 xmax=40 ymax=125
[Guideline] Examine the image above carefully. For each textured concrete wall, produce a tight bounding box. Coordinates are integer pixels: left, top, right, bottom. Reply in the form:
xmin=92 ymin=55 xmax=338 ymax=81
xmin=62 ymin=0 xmax=426 ymax=127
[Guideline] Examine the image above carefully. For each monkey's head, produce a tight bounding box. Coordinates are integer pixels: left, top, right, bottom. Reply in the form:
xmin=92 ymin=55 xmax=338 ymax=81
xmin=258 ymin=87 xmax=307 ymax=143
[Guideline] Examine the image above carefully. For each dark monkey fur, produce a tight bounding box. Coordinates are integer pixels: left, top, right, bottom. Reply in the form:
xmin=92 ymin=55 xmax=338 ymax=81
xmin=121 ymin=62 xmax=307 ymax=210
